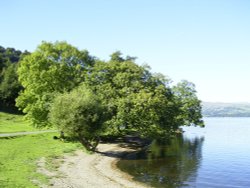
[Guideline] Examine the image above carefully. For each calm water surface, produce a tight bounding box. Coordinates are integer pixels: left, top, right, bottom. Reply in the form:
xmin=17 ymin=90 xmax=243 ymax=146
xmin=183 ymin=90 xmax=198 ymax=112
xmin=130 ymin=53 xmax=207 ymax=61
xmin=117 ymin=118 xmax=250 ymax=187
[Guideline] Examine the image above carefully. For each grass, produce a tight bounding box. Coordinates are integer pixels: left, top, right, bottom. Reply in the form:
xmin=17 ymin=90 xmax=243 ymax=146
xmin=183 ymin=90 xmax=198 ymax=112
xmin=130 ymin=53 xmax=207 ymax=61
xmin=0 ymin=132 xmax=83 ymax=188
xmin=0 ymin=112 xmax=48 ymax=133
xmin=0 ymin=112 xmax=84 ymax=187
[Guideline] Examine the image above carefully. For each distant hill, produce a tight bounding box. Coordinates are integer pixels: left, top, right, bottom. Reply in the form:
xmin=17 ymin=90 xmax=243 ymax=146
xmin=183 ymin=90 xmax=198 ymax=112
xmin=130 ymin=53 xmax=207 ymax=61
xmin=202 ymin=102 xmax=250 ymax=117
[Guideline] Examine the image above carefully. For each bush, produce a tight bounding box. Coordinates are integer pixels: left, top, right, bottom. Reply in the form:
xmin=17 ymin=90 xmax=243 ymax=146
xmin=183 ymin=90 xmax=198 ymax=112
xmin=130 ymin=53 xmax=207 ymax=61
xmin=49 ymin=85 xmax=106 ymax=151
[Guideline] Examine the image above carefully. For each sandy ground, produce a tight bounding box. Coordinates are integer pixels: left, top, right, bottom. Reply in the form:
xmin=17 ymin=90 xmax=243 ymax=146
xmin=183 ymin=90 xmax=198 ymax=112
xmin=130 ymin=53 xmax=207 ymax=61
xmin=38 ymin=143 xmax=150 ymax=188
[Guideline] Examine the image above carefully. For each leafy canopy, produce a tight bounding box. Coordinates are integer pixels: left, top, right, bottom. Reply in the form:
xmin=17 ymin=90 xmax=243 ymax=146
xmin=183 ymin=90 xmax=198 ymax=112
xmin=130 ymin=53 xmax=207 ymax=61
xmin=15 ymin=41 xmax=203 ymax=149
xmin=0 ymin=46 xmax=28 ymax=107
xmin=49 ymin=85 xmax=106 ymax=151
xmin=85 ymin=53 xmax=203 ymax=140
xmin=16 ymin=41 xmax=94 ymax=127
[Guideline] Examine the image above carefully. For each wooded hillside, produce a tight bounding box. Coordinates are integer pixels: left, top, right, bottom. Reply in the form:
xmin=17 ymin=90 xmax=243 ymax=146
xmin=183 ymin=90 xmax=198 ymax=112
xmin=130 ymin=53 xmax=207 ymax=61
xmin=202 ymin=102 xmax=250 ymax=117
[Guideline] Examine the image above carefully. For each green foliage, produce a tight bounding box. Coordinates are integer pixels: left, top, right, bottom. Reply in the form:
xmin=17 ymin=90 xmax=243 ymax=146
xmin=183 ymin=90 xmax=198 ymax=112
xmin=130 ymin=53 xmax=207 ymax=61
xmin=0 ymin=46 xmax=27 ymax=107
xmin=49 ymin=85 xmax=106 ymax=150
xmin=16 ymin=41 xmax=95 ymax=127
xmin=85 ymin=54 xmax=203 ymax=140
xmin=0 ymin=132 xmax=82 ymax=188
xmin=173 ymin=80 xmax=204 ymax=127
xmin=0 ymin=46 xmax=22 ymax=71
xmin=0 ymin=63 xmax=22 ymax=105
xmin=11 ymin=40 xmax=203 ymax=142
xmin=110 ymin=51 xmax=137 ymax=62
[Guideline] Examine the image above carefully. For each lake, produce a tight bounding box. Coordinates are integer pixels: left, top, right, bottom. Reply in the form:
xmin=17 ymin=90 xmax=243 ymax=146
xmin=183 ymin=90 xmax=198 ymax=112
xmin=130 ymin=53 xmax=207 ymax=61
xmin=117 ymin=118 xmax=250 ymax=187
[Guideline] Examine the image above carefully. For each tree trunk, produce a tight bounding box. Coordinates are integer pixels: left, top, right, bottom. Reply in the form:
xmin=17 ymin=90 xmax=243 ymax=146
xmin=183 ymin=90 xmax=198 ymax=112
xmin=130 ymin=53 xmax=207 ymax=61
xmin=60 ymin=131 xmax=65 ymax=139
xmin=78 ymin=136 xmax=99 ymax=151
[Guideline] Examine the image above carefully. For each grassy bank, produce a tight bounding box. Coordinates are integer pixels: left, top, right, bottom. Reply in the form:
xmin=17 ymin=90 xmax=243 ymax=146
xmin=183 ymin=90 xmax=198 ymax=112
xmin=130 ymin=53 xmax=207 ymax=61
xmin=0 ymin=112 xmax=39 ymax=133
xmin=0 ymin=133 xmax=82 ymax=187
xmin=0 ymin=112 xmax=83 ymax=187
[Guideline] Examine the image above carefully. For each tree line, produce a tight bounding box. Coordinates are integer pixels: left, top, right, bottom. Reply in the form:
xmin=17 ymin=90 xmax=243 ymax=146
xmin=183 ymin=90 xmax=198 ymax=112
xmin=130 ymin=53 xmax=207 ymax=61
xmin=1 ymin=41 xmax=204 ymax=150
xmin=0 ymin=46 xmax=29 ymax=108
xmin=202 ymin=102 xmax=250 ymax=117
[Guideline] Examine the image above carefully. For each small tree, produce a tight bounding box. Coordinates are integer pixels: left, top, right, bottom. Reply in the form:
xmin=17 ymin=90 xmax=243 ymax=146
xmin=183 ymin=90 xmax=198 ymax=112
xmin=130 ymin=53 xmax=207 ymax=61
xmin=49 ymin=85 xmax=105 ymax=151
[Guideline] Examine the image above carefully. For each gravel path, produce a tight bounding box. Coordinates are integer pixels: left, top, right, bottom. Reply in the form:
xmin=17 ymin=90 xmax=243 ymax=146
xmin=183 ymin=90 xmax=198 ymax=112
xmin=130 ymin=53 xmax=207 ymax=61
xmin=41 ymin=143 xmax=150 ymax=188
xmin=0 ymin=130 xmax=58 ymax=137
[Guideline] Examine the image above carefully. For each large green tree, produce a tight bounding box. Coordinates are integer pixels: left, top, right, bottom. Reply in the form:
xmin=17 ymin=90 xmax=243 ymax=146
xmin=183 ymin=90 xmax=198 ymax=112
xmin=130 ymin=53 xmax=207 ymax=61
xmin=85 ymin=53 xmax=203 ymax=140
xmin=16 ymin=42 xmax=203 ymax=147
xmin=16 ymin=41 xmax=95 ymax=127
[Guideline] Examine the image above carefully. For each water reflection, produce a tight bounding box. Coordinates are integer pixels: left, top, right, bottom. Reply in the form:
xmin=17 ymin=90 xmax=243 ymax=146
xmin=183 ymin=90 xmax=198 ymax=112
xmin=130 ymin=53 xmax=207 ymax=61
xmin=117 ymin=135 xmax=204 ymax=188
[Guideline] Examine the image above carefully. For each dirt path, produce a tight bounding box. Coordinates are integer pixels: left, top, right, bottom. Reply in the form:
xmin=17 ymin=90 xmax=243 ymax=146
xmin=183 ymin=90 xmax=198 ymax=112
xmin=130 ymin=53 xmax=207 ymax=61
xmin=0 ymin=130 xmax=58 ymax=137
xmin=41 ymin=143 xmax=150 ymax=188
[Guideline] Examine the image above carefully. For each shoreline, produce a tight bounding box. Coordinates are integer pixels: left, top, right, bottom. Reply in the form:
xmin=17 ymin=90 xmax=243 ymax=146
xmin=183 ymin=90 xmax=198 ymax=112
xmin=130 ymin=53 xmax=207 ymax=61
xmin=39 ymin=143 xmax=150 ymax=188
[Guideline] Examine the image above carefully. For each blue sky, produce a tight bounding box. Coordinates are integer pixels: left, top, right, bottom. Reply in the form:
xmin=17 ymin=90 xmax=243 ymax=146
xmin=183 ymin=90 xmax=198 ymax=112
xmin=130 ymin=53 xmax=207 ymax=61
xmin=1 ymin=0 xmax=250 ymax=102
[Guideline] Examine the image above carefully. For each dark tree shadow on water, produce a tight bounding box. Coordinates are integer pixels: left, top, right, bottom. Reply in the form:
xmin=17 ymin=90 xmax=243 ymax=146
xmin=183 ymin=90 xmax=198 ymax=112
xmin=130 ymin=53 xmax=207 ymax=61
xmin=116 ymin=135 xmax=205 ymax=188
